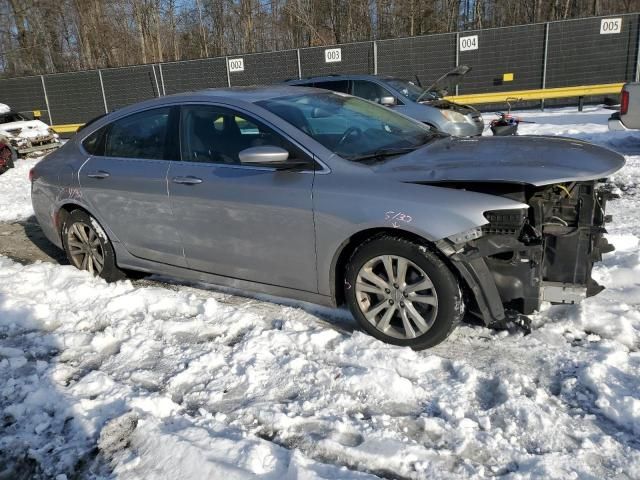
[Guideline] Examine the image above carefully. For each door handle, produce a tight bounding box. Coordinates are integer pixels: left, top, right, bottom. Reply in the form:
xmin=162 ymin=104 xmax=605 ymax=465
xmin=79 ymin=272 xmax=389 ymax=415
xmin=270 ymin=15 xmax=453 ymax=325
xmin=172 ymin=176 xmax=203 ymax=185
xmin=86 ymin=170 xmax=110 ymax=179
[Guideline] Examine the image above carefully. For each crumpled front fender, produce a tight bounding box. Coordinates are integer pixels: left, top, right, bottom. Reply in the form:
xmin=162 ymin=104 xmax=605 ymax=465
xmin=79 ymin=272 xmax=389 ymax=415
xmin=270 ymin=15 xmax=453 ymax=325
xmin=314 ymin=173 xmax=528 ymax=297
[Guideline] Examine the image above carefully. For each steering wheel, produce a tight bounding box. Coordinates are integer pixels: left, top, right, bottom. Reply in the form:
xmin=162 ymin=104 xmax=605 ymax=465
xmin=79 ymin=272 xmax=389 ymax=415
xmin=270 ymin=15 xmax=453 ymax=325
xmin=336 ymin=126 xmax=362 ymax=148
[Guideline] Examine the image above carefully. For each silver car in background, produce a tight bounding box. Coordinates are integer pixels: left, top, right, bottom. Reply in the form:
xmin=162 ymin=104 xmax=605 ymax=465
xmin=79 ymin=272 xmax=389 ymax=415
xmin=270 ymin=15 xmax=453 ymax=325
xmin=286 ymin=67 xmax=484 ymax=136
xmin=31 ymin=86 xmax=623 ymax=349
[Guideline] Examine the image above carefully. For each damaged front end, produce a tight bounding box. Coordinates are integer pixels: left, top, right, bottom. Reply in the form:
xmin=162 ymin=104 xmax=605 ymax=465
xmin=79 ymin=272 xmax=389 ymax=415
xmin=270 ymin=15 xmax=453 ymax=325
xmin=436 ymin=180 xmax=620 ymax=328
xmin=6 ymin=130 xmax=61 ymax=156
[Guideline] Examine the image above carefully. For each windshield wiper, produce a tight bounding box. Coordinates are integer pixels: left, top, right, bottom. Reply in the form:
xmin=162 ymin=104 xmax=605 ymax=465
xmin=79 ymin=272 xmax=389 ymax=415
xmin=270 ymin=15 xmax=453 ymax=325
xmin=348 ymin=146 xmax=418 ymax=163
xmin=347 ymin=131 xmax=443 ymax=163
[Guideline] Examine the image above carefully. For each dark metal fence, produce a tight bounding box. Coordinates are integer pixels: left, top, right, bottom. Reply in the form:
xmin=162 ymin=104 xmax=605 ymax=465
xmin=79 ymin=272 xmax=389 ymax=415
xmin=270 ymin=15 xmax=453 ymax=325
xmin=377 ymin=33 xmax=457 ymax=85
xmin=545 ymin=15 xmax=639 ymax=88
xmin=0 ymin=13 xmax=638 ymax=124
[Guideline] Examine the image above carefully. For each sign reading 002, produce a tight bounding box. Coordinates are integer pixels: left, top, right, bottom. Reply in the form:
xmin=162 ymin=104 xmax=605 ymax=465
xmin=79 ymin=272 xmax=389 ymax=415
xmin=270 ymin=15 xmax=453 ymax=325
xmin=459 ymin=35 xmax=478 ymax=52
xmin=228 ymin=57 xmax=245 ymax=72
xmin=324 ymin=48 xmax=342 ymax=63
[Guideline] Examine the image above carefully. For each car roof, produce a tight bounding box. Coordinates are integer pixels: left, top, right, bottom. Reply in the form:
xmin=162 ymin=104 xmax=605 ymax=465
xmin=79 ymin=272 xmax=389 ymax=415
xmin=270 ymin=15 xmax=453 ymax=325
xmin=166 ymin=85 xmax=324 ymax=103
xmin=103 ymin=85 xmax=327 ymax=118
xmin=287 ymin=74 xmax=401 ymax=84
xmin=81 ymin=85 xmax=330 ymax=130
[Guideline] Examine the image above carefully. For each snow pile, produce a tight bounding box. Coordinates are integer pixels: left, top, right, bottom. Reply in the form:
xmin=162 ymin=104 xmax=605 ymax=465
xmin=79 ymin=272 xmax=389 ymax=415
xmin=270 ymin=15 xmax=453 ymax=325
xmin=0 ymin=156 xmax=41 ymax=222
xmin=0 ymin=107 xmax=639 ymax=479
xmin=1 ymin=239 xmax=640 ymax=478
xmin=0 ymin=259 xmax=380 ymax=478
xmin=0 ymin=103 xmax=9 ymax=114
xmin=515 ymin=106 xmax=638 ymax=154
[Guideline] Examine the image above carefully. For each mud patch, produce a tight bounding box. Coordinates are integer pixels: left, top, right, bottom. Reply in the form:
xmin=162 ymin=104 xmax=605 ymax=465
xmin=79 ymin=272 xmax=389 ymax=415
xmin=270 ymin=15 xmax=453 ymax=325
xmin=0 ymin=217 xmax=65 ymax=265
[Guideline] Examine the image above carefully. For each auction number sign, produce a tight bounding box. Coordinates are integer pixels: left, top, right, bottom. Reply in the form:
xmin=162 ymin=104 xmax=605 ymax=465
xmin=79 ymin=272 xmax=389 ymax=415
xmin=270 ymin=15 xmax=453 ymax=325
xmin=600 ymin=18 xmax=622 ymax=34
xmin=228 ymin=57 xmax=245 ymax=72
xmin=324 ymin=48 xmax=342 ymax=63
xmin=459 ymin=35 xmax=478 ymax=52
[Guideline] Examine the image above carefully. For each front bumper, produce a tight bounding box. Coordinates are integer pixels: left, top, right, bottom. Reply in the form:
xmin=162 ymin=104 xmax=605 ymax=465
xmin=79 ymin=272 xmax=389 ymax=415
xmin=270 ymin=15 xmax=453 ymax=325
xmin=438 ymin=181 xmax=618 ymax=327
xmin=17 ymin=142 xmax=61 ymax=155
xmin=443 ymin=119 xmax=484 ymax=137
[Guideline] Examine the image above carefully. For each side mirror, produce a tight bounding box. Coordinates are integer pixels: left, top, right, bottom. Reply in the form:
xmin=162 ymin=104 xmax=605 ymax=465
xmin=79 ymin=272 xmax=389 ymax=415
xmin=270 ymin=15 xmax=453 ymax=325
xmin=238 ymin=145 xmax=289 ymax=165
xmin=380 ymin=96 xmax=397 ymax=106
xmin=311 ymin=107 xmax=333 ymax=118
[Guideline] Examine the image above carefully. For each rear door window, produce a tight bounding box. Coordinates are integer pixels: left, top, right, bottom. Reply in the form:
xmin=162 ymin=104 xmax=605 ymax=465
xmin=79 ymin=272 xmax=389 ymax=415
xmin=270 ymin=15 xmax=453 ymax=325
xmin=104 ymin=107 xmax=174 ymax=160
xmin=312 ymin=80 xmax=350 ymax=94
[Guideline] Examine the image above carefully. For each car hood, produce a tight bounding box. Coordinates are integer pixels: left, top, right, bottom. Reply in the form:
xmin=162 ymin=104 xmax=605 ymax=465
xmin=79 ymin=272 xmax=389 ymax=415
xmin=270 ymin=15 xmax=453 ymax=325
xmin=0 ymin=120 xmax=52 ymax=139
xmin=424 ymin=65 xmax=471 ymax=97
xmin=372 ymin=135 xmax=626 ymax=186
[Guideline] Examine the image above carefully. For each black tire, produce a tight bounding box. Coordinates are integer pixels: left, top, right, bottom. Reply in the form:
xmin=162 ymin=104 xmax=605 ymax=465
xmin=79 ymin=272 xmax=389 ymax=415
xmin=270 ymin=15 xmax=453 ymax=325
xmin=0 ymin=145 xmax=14 ymax=174
xmin=61 ymin=210 xmax=126 ymax=282
xmin=345 ymin=235 xmax=464 ymax=350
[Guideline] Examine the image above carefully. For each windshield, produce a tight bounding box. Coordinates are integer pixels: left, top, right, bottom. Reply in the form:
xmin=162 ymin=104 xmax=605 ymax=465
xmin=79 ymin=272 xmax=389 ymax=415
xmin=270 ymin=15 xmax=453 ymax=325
xmin=386 ymin=79 xmax=437 ymax=102
xmin=257 ymin=92 xmax=435 ymax=161
xmin=0 ymin=112 xmax=26 ymax=124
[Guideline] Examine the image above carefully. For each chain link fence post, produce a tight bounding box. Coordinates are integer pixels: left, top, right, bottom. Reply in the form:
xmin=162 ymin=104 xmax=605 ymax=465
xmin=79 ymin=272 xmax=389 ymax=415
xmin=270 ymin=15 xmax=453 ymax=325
xmin=225 ymin=56 xmax=231 ymax=87
xmin=297 ymin=49 xmax=302 ymax=79
xmin=40 ymin=75 xmax=53 ymax=124
xmin=541 ymin=22 xmax=550 ymax=110
xmin=151 ymin=65 xmax=160 ymax=96
xmin=455 ymin=32 xmax=460 ymax=95
xmin=158 ymin=63 xmax=166 ymax=95
xmin=373 ymin=41 xmax=378 ymax=75
xmin=636 ymin=13 xmax=640 ymax=82
xmin=98 ymin=69 xmax=108 ymax=113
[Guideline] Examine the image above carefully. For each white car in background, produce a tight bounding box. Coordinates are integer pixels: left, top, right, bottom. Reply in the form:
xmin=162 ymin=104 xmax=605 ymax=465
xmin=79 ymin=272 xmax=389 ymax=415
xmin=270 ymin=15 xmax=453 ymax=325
xmin=608 ymin=83 xmax=640 ymax=131
xmin=0 ymin=103 xmax=60 ymax=156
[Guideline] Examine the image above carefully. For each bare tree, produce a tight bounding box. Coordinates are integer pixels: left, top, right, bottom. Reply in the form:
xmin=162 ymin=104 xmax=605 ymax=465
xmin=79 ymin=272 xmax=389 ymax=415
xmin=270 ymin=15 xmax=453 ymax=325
xmin=1 ymin=0 xmax=639 ymax=77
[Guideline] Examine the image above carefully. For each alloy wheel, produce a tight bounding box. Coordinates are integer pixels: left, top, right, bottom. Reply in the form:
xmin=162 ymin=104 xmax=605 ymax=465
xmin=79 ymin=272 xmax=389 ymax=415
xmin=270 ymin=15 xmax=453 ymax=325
xmin=355 ymin=254 xmax=438 ymax=340
xmin=67 ymin=222 xmax=105 ymax=275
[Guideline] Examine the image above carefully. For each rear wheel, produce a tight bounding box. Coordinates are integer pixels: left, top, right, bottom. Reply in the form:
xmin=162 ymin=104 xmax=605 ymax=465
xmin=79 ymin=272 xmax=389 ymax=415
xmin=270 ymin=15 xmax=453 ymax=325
xmin=345 ymin=235 xmax=463 ymax=350
xmin=61 ymin=210 xmax=125 ymax=282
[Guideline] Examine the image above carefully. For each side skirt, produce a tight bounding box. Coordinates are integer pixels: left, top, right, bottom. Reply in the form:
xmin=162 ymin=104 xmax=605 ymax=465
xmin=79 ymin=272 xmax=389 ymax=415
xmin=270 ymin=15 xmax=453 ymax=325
xmin=113 ymin=243 xmax=336 ymax=308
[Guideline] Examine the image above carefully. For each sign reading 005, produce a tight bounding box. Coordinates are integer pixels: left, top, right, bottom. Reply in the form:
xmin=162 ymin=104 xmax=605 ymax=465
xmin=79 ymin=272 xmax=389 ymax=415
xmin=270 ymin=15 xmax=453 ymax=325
xmin=600 ymin=18 xmax=622 ymax=34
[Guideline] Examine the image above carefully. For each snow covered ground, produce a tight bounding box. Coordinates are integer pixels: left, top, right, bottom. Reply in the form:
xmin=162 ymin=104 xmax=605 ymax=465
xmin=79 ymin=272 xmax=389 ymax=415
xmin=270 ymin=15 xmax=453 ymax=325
xmin=0 ymin=155 xmax=40 ymax=222
xmin=1 ymin=106 xmax=639 ymax=479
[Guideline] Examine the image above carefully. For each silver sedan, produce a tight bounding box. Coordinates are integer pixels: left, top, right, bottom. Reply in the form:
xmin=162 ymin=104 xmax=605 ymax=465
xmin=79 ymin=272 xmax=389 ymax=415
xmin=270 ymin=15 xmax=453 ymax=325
xmin=31 ymin=86 xmax=624 ymax=349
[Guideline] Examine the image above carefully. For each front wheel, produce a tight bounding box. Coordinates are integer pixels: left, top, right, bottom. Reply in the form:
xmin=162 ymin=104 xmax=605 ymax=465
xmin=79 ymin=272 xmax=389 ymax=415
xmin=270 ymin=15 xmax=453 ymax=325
xmin=345 ymin=235 xmax=464 ymax=350
xmin=61 ymin=210 xmax=125 ymax=282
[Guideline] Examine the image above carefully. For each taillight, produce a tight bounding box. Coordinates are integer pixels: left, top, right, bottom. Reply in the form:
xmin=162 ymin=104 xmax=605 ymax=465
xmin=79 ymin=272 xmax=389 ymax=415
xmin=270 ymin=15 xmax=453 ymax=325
xmin=621 ymin=89 xmax=629 ymax=115
xmin=29 ymin=168 xmax=35 ymax=182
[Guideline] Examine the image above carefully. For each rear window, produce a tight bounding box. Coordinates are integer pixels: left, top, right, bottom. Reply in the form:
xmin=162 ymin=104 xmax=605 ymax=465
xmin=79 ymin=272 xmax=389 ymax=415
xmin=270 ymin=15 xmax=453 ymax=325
xmin=312 ymin=80 xmax=350 ymax=94
xmin=82 ymin=126 xmax=107 ymax=156
xmin=104 ymin=108 xmax=171 ymax=160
